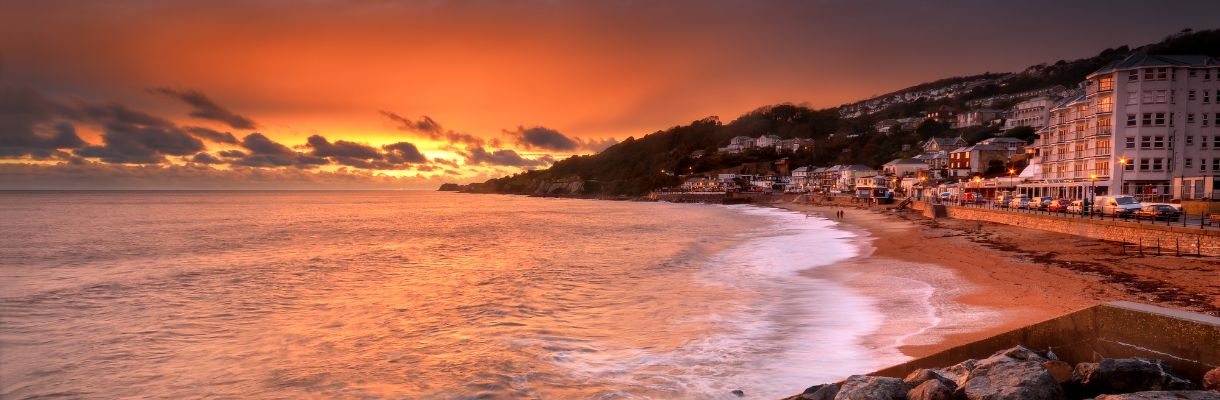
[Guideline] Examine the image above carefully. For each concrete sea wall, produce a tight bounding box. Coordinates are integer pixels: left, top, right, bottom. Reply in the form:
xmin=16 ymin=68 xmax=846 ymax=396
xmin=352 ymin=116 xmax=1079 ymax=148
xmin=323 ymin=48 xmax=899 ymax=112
xmin=869 ymin=301 xmax=1220 ymax=384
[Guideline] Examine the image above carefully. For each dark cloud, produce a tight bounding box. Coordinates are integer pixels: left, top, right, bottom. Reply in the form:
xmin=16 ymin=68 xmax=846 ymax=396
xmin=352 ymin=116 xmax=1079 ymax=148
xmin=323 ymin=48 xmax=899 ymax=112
xmin=503 ymin=125 xmax=617 ymax=152
xmin=217 ymin=149 xmax=246 ymax=158
xmin=2 ymin=87 xmax=214 ymax=164
xmin=432 ymin=158 xmax=461 ymax=168
xmin=306 ymin=135 xmax=380 ymax=159
xmin=303 ymin=135 xmax=428 ymax=169
xmin=382 ymin=142 xmax=427 ymax=164
xmin=151 ymin=88 xmax=257 ymax=129
xmin=234 ymin=133 xmax=324 ymax=168
xmin=184 ymin=126 xmax=239 ymax=144
xmin=380 ymin=111 xmax=442 ymax=134
xmin=73 ymin=119 xmax=205 ymax=164
xmin=381 ymin=111 xmax=485 ymax=146
xmin=240 ymin=132 xmax=293 ymax=155
xmin=191 ymin=152 xmax=224 ymax=164
xmin=463 ymin=147 xmax=553 ymax=167
xmin=0 ymin=162 xmax=463 ymax=190
xmin=503 ymin=125 xmax=578 ymax=151
xmin=0 ymin=87 xmax=87 ymax=158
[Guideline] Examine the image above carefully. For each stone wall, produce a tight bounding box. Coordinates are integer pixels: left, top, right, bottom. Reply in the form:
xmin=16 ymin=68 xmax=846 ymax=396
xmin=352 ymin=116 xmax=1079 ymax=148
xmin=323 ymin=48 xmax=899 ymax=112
xmin=944 ymin=205 xmax=1220 ymax=256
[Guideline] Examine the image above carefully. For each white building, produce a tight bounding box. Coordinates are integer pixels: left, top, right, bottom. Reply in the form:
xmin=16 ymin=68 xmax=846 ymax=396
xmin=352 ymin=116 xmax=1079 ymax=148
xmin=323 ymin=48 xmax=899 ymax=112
xmin=1004 ymin=96 xmax=1060 ymax=130
xmin=1021 ymin=53 xmax=1220 ymax=201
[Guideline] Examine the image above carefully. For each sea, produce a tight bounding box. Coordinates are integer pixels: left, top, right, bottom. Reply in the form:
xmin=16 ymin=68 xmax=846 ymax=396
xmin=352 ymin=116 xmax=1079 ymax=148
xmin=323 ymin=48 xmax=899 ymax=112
xmin=0 ymin=191 xmax=909 ymax=399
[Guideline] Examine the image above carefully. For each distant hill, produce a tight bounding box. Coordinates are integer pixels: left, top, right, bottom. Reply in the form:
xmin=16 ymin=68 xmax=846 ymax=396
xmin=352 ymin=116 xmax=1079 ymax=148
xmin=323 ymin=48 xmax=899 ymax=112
xmin=460 ymin=28 xmax=1220 ymax=197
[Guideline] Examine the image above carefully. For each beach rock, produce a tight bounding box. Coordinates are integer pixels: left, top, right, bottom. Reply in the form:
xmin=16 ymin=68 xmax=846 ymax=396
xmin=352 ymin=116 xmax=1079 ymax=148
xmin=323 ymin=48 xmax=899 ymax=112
xmin=1204 ymin=367 xmax=1220 ymax=391
xmin=785 ymin=383 xmax=839 ymax=400
xmin=907 ymin=379 xmax=955 ymax=400
xmin=975 ymin=345 xmax=1046 ymax=370
xmin=1092 ymin=391 xmax=1220 ymax=400
xmin=963 ymin=360 xmax=1063 ymax=400
xmin=905 ymin=368 xmax=956 ymax=388
xmin=1042 ymin=360 xmax=1073 ymax=383
xmin=1074 ymin=358 xmax=1195 ymax=395
xmin=731 ymin=389 xmax=744 ymax=397
xmin=940 ymin=359 xmax=979 ymax=387
xmin=833 ymin=375 xmax=907 ymax=400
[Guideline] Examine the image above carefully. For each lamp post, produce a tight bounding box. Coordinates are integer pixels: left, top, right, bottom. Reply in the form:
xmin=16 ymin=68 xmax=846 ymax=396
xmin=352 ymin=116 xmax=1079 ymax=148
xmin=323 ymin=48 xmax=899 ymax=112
xmin=1089 ymin=173 xmax=1098 ymax=215
xmin=1117 ymin=157 xmax=1127 ymax=195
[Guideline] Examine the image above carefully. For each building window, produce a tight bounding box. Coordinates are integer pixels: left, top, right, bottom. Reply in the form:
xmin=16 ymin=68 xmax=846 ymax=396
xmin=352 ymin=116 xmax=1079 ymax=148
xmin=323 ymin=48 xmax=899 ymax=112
xmin=1188 ymin=113 xmax=1196 ymax=124
xmin=1207 ymin=69 xmax=1213 ymax=80
xmin=1186 ymin=159 xmax=1193 ymax=169
xmin=1214 ymin=136 xmax=1220 ymax=148
xmin=1098 ymin=76 xmax=1113 ymax=91
xmin=1129 ymin=70 xmax=1139 ymax=81
xmin=1214 ymin=159 xmax=1220 ymax=172
xmin=1156 ymin=68 xmax=1168 ymax=80
xmin=1203 ymin=160 xmax=1209 ymax=171
xmin=1155 ymin=113 xmax=1166 ymax=126
xmin=1190 ymin=69 xmax=1198 ymax=77
xmin=1189 ymin=90 xmax=1197 ymax=100
xmin=1125 ymin=137 xmax=1136 ymax=149
xmin=1140 ymin=136 xmax=1151 ymax=149
xmin=1142 ymin=113 xmax=1152 ymax=126
xmin=1207 ymin=113 xmax=1212 ymax=127
xmin=1153 ymin=136 xmax=1165 ymax=148
xmin=1125 ymin=162 xmax=1135 ymax=171
xmin=1215 ymin=113 xmax=1220 ymax=126
xmin=1152 ymin=158 xmax=1164 ymax=171
xmin=1139 ymin=158 xmax=1150 ymax=170
xmin=1187 ymin=136 xmax=1195 ymax=145
xmin=1204 ymin=136 xmax=1210 ymax=148
xmin=1127 ymin=91 xmax=1138 ymax=105
xmin=1127 ymin=114 xmax=1137 ymax=126
xmin=1206 ymin=90 xmax=1212 ymax=104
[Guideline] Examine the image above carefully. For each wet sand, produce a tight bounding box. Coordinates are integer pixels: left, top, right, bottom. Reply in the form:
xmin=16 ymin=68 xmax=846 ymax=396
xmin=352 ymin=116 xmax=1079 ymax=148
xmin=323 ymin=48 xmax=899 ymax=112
xmin=772 ymin=201 xmax=1220 ymax=360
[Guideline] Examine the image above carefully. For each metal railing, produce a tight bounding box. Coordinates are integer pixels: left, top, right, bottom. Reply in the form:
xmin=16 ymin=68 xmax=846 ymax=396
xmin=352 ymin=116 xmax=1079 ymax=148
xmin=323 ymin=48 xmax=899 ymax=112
xmin=949 ymin=200 xmax=1220 ymax=234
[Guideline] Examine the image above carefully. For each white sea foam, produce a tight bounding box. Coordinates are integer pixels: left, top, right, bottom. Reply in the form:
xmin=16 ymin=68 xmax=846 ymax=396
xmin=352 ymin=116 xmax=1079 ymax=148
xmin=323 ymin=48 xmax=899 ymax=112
xmin=543 ymin=205 xmax=918 ymax=398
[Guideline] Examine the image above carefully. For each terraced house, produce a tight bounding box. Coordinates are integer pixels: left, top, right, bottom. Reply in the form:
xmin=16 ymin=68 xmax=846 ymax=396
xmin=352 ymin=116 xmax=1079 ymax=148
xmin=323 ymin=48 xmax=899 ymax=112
xmin=1022 ymin=53 xmax=1220 ymax=201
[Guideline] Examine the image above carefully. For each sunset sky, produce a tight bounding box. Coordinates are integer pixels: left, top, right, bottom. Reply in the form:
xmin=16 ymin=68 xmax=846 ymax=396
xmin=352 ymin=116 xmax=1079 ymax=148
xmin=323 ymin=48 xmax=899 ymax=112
xmin=3 ymin=0 xmax=1219 ymax=189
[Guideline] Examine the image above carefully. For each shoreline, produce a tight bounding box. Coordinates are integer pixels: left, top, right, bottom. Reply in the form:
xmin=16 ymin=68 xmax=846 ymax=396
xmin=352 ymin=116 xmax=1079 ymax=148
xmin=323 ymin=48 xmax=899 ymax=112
xmin=767 ymin=200 xmax=1220 ymax=364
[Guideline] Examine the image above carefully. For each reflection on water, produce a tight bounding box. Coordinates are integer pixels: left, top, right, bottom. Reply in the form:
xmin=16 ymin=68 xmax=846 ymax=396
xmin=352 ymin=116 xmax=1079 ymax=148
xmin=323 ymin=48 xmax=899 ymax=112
xmin=0 ymin=192 xmax=901 ymax=399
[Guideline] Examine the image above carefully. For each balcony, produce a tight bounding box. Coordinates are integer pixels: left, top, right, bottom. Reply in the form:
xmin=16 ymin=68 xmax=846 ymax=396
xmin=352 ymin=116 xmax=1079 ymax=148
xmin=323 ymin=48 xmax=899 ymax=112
xmin=1094 ymin=148 xmax=1111 ymax=156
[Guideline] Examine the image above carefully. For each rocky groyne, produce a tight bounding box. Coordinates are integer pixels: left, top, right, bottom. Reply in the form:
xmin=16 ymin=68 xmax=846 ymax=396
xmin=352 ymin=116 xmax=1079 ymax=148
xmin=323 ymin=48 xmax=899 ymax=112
xmin=783 ymin=345 xmax=1220 ymax=400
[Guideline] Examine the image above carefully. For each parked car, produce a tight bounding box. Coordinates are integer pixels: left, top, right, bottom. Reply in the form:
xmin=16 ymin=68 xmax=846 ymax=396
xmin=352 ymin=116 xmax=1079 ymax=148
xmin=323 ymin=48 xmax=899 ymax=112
xmin=1046 ymin=199 xmax=1071 ymax=213
xmin=1092 ymin=195 xmax=1142 ymax=216
xmin=1136 ymin=204 xmax=1182 ymax=221
xmin=1067 ymin=200 xmax=1086 ymax=214
xmin=1009 ymin=197 xmax=1032 ymax=209
xmin=1033 ymin=196 xmax=1054 ymax=210
xmin=995 ymin=195 xmax=1013 ymax=207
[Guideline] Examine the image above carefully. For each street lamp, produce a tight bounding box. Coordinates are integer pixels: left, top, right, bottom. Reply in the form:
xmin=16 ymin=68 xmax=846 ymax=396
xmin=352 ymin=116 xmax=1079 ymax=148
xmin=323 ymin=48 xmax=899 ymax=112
xmin=1118 ymin=157 xmax=1128 ymax=195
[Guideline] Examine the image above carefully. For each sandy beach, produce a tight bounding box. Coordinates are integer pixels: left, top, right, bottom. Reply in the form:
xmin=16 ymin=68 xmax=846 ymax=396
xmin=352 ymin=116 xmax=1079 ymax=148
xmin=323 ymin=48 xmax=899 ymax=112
xmin=772 ymin=200 xmax=1220 ymax=362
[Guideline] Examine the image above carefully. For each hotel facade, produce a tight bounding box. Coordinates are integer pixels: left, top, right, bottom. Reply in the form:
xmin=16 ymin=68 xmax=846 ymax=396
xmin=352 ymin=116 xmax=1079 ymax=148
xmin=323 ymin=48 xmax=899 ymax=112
xmin=1021 ymin=54 xmax=1220 ymax=201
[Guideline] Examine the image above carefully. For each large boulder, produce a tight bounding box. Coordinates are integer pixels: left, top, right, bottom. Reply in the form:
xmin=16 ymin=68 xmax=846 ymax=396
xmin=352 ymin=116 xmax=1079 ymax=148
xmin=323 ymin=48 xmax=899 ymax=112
xmin=962 ymin=360 xmax=1063 ymax=400
xmin=975 ymin=345 xmax=1047 ymax=370
xmin=833 ymin=375 xmax=907 ymax=400
xmin=907 ymin=379 xmax=955 ymax=400
xmin=1073 ymin=358 xmax=1196 ymax=395
xmin=1093 ymin=391 xmax=1220 ymax=400
xmin=939 ymin=359 xmax=979 ymax=387
xmin=1042 ymin=360 xmax=1074 ymax=383
xmin=905 ymin=368 xmax=956 ymax=388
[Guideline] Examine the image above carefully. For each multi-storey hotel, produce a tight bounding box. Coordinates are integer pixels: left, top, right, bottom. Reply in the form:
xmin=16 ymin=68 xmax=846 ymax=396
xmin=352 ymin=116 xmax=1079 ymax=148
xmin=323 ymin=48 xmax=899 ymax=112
xmin=1022 ymin=53 xmax=1220 ymax=201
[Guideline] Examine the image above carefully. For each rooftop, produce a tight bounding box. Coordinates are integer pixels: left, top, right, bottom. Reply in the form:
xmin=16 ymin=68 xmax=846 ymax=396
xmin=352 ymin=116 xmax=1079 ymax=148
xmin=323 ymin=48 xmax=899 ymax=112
xmin=1092 ymin=52 xmax=1220 ymax=75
